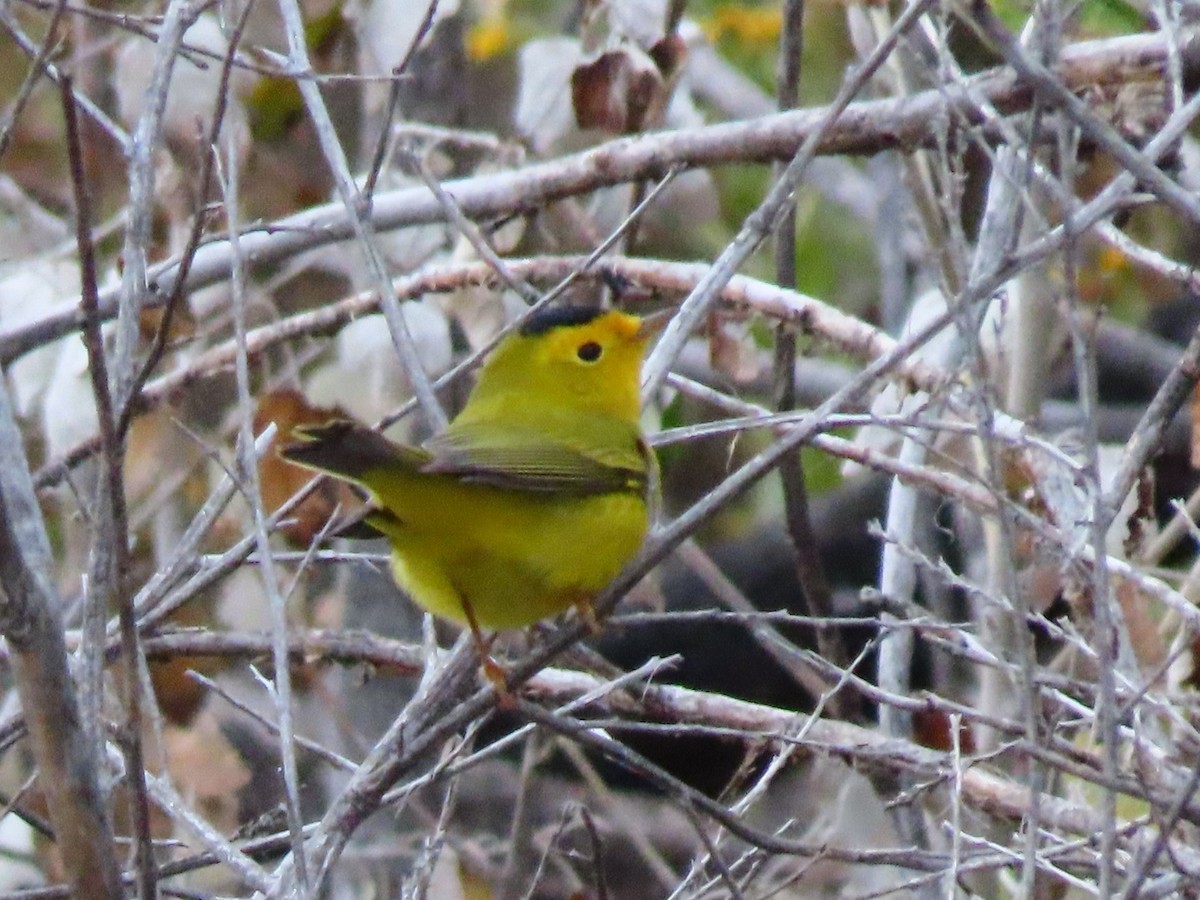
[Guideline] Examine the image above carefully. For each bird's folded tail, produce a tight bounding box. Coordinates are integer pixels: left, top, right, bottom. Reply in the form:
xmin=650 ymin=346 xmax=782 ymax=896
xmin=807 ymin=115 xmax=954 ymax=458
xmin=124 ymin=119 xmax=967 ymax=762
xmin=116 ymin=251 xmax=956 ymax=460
xmin=278 ymin=420 xmax=429 ymax=485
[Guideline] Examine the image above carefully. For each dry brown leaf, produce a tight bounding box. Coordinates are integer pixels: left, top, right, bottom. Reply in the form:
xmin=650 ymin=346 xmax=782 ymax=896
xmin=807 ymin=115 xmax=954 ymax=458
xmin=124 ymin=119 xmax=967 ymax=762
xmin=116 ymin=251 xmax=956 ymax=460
xmin=1191 ymin=379 xmax=1200 ymax=470
xmin=571 ymin=46 xmax=667 ymax=134
xmin=147 ymin=595 xmax=223 ymax=727
xmin=125 ymin=407 xmax=203 ymax=508
xmin=1115 ymin=575 xmax=1166 ymax=677
xmin=648 ymin=33 xmax=687 ymax=81
xmin=165 ymin=710 xmax=252 ymax=835
xmin=1124 ymin=467 xmax=1155 ymax=559
xmin=137 ymin=301 xmax=196 ymax=345
xmin=1182 ymin=637 xmax=1200 ymax=691
xmin=913 ymin=708 xmax=975 ymax=754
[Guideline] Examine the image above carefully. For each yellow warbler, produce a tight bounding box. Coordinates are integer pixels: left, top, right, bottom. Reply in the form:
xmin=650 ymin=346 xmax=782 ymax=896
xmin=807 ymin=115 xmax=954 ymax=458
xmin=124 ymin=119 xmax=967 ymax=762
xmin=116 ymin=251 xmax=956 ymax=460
xmin=281 ymin=306 xmax=664 ymax=674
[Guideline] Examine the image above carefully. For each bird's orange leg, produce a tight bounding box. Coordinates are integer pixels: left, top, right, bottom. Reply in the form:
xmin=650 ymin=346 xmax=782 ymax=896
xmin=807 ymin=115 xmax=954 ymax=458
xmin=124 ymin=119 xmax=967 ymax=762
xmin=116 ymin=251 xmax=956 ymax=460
xmin=460 ymin=597 xmax=513 ymax=707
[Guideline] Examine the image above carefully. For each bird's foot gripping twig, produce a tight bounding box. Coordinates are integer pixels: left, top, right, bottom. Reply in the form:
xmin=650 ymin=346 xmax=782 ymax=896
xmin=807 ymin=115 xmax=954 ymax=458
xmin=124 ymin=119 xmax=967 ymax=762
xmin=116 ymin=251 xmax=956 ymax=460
xmin=574 ymin=597 xmax=602 ymax=634
xmin=480 ymin=656 xmax=515 ymax=709
xmin=460 ymin=598 xmax=515 ymax=708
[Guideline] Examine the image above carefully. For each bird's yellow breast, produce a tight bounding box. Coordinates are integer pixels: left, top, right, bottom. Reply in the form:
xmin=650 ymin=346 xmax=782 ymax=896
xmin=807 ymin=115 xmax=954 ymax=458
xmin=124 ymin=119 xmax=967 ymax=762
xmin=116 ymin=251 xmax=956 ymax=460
xmin=365 ymin=473 xmax=648 ymax=629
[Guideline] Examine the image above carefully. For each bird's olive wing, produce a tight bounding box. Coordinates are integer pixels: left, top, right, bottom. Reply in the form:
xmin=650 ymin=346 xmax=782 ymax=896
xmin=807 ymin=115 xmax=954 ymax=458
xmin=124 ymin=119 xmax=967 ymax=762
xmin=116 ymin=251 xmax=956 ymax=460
xmin=421 ymin=423 xmax=646 ymax=494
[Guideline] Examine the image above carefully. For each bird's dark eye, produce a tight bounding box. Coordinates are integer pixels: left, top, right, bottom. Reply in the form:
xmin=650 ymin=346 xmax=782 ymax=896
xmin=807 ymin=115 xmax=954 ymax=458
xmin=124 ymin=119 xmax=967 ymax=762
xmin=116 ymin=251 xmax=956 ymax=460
xmin=577 ymin=341 xmax=603 ymax=362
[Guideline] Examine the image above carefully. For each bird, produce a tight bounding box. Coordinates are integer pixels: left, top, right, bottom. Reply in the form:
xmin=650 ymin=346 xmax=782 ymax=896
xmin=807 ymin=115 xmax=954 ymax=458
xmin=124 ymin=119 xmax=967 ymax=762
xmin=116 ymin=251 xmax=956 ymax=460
xmin=280 ymin=305 xmax=666 ymax=689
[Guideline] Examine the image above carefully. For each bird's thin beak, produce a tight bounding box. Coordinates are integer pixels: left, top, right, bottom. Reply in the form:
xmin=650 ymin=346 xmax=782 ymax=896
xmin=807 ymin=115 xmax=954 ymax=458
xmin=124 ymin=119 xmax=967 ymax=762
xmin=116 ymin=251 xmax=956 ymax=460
xmin=636 ymin=308 xmax=674 ymax=340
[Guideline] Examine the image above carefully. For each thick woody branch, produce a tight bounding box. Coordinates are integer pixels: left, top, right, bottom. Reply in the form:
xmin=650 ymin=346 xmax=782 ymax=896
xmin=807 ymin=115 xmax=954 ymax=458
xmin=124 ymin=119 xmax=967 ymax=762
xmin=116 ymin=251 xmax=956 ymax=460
xmin=0 ymin=379 xmax=123 ymax=899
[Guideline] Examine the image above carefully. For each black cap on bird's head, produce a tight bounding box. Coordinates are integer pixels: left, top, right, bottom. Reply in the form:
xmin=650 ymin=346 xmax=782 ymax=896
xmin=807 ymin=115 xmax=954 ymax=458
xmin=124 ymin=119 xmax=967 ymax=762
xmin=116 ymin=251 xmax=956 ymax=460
xmin=518 ymin=305 xmax=671 ymax=340
xmin=518 ymin=306 xmax=605 ymax=337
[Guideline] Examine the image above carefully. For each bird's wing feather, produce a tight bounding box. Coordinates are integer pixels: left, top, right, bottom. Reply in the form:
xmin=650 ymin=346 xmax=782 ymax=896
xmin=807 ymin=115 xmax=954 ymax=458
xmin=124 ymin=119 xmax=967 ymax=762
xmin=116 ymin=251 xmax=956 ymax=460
xmin=422 ymin=423 xmax=645 ymax=494
xmin=280 ymin=421 xmax=430 ymax=483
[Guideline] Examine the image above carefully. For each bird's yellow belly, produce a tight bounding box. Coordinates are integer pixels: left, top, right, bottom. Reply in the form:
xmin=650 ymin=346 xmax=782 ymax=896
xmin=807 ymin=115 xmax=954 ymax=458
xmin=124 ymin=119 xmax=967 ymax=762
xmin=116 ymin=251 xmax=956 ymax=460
xmin=372 ymin=478 xmax=648 ymax=629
